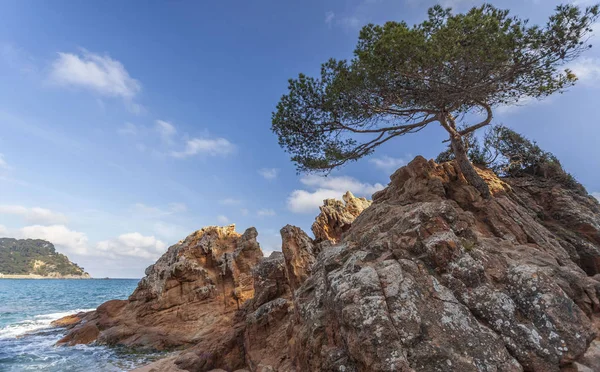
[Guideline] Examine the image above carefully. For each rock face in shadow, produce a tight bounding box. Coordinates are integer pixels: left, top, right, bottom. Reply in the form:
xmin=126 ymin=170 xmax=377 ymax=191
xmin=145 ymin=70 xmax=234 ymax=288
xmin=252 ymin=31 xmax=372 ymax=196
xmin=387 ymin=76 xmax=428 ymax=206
xmin=56 ymin=156 xmax=600 ymax=372
xmin=312 ymin=191 xmax=371 ymax=243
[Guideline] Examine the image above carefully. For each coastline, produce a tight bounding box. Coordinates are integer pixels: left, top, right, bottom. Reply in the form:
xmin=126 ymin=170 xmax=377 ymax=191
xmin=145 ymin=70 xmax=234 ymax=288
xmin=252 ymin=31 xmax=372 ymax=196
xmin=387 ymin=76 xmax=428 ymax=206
xmin=0 ymin=274 xmax=92 ymax=279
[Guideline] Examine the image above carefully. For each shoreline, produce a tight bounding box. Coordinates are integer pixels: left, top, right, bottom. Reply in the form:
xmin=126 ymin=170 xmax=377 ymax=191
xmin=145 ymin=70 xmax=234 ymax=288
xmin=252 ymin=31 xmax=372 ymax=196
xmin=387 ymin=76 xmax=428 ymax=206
xmin=0 ymin=274 xmax=92 ymax=279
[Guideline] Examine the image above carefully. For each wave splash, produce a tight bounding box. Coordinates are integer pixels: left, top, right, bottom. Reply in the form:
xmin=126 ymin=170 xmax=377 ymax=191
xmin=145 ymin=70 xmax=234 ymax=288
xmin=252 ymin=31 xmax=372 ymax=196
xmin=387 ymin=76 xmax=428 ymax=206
xmin=0 ymin=308 xmax=94 ymax=339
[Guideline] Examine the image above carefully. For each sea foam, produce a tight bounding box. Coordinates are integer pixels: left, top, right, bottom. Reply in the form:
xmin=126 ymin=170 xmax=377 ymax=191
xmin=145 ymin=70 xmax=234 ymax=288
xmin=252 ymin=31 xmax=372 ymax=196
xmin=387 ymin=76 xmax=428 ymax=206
xmin=0 ymin=308 xmax=94 ymax=339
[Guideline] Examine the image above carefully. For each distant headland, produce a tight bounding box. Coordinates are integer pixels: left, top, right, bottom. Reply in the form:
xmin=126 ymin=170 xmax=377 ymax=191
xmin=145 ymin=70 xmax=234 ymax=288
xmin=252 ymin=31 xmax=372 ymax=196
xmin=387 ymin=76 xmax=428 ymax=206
xmin=0 ymin=238 xmax=90 ymax=279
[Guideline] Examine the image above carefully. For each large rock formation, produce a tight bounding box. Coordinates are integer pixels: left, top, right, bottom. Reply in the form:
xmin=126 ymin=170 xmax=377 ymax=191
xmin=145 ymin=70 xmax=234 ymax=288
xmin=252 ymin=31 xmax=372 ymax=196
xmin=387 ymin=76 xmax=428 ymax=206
xmin=56 ymin=157 xmax=600 ymax=372
xmin=56 ymin=225 xmax=263 ymax=356
xmin=311 ymin=191 xmax=371 ymax=243
xmin=290 ymin=157 xmax=600 ymax=372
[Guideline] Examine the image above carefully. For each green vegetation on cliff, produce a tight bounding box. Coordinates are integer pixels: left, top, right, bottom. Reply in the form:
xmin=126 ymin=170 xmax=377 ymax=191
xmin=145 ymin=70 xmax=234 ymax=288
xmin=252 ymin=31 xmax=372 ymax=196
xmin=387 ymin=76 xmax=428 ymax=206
xmin=0 ymin=238 xmax=88 ymax=276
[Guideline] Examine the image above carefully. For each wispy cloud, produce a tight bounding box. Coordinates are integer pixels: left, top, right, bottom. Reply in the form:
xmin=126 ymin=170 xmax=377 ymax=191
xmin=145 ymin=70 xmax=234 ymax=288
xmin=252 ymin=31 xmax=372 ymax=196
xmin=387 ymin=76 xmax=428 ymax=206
xmin=155 ymin=120 xmax=177 ymax=143
xmin=48 ymin=50 xmax=141 ymax=112
xmin=569 ymin=57 xmax=600 ymax=86
xmin=7 ymin=223 xmax=167 ymax=260
xmin=0 ymin=154 xmax=9 ymax=170
xmin=117 ymin=122 xmax=138 ymax=136
xmin=18 ymin=224 xmax=89 ymax=255
xmin=257 ymin=208 xmax=276 ymax=217
xmin=96 ymin=232 xmax=166 ymax=260
xmin=171 ymin=137 xmax=236 ymax=158
xmin=130 ymin=202 xmax=187 ymax=218
xmin=592 ymin=192 xmax=600 ymax=202
xmin=219 ymin=198 xmax=242 ymax=206
xmin=287 ymin=175 xmax=384 ymax=213
xmin=258 ymin=168 xmax=279 ymax=180
xmin=217 ymin=215 xmax=230 ymax=224
xmin=49 ymin=50 xmax=140 ymax=98
xmin=369 ymin=155 xmax=410 ymax=172
xmin=0 ymin=205 xmax=68 ymax=225
xmin=325 ymin=11 xmax=335 ymax=25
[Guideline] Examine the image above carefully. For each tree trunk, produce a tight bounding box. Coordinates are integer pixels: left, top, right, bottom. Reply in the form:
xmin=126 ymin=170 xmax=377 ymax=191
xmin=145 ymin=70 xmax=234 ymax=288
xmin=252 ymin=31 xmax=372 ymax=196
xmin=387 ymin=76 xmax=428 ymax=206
xmin=450 ymin=134 xmax=492 ymax=199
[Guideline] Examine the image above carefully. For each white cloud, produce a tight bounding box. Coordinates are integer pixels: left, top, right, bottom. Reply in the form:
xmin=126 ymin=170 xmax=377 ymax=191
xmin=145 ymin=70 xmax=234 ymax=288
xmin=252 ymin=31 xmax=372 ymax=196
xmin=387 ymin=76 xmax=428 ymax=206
xmin=258 ymin=168 xmax=279 ymax=180
xmin=18 ymin=224 xmax=89 ymax=255
xmin=287 ymin=175 xmax=385 ymax=214
xmin=0 ymin=205 xmax=68 ymax=225
xmin=171 ymin=137 xmax=235 ymax=158
xmin=168 ymin=202 xmax=187 ymax=213
xmin=325 ymin=11 xmax=335 ymax=25
xmin=0 ymin=224 xmax=7 ymax=235
xmin=219 ymin=198 xmax=242 ymax=206
xmin=96 ymin=232 xmax=166 ymax=260
xmin=118 ymin=122 xmax=138 ymax=136
xmin=569 ymin=58 xmax=600 ymax=85
xmin=131 ymin=202 xmax=187 ymax=217
xmin=257 ymin=208 xmax=276 ymax=217
xmin=240 ymin=208 xmax=249 ymax=216
xmin=262 ymin=250 xmax=275 ymax=257
xmin=153 ymin=222 xmax=190 ymax=241
xmin=155 ymin=120 xmax=177 ymax=143
xmin=49 ymin=50 xmax=141 ymax=100
xmin=369 ymin=155 xmax=409 ymax=172
xmin=300 ymin=175 xmax=384 ymax=195
xmin=217 ymin=215 xmax=230 ymax=224
xmin=0 ymin=154 xmax=9 ymax=169
xmin=592 ymin=192 xmax=600 ymax=202
xmin=287 ymin=189 xmax=345 ymax=214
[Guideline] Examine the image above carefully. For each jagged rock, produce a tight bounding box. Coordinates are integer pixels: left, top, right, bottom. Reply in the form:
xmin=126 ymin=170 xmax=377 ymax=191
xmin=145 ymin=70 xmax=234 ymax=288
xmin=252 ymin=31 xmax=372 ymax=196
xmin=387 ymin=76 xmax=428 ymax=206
xmin=56 ymin=224 xmax=263 ymax=353
xmin=55 ymin=156 xmax=600 ymax=372
xmin=244 ymin=253 xmax=293 ymax=371
xmin=280 ymin=225 xmax=318 ymax=292
xmin=311 ymin=191 xmax=371 ymax=243
xmin=291 ymin=156 xmax=600 ymax=372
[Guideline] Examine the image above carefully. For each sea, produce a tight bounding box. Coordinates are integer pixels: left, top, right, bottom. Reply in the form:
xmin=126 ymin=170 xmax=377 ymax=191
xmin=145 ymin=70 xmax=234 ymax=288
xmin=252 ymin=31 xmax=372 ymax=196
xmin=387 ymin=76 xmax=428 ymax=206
xmin=0 ymin=279 xmax=165 ymax=371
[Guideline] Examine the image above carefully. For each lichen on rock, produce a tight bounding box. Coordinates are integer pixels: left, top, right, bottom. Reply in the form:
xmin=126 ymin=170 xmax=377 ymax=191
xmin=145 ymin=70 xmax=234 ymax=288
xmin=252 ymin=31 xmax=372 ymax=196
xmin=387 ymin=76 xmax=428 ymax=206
xmin=54 ymin=156 xmax=600 ymax=372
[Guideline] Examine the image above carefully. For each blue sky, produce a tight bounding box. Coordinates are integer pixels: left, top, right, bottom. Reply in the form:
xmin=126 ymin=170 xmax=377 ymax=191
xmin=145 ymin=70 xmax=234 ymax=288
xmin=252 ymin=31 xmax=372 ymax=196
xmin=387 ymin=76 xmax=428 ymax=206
xmin=0 ymin=0 xmax=599 ymax=278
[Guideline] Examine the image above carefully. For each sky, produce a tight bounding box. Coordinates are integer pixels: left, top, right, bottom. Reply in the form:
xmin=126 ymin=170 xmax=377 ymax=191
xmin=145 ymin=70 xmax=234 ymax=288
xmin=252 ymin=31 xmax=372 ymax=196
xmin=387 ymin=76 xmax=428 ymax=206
xmin=0 ymin=0 xmax=599 ymax=278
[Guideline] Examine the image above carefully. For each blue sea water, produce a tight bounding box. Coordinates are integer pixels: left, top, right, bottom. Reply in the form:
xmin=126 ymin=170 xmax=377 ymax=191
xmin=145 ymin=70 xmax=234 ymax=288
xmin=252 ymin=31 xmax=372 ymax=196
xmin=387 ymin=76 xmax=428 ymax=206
xmin=0 ymin=279 xmax=163 ymax=371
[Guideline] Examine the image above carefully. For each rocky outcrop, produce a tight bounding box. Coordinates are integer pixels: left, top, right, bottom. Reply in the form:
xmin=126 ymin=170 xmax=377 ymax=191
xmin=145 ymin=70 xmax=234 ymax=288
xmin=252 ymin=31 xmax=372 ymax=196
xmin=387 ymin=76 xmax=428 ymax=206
xmin=280 ymin=225 xmax=319 ymax=292
xmin=55 ymin=157 xmax=600 ymax=372
xmin=56 ymin=225 xmax=263 ymax=354
xmin=311 ymin=191 xmax=371 ymax=243
xmin=290 ymin=157 xmax=600 ymax=372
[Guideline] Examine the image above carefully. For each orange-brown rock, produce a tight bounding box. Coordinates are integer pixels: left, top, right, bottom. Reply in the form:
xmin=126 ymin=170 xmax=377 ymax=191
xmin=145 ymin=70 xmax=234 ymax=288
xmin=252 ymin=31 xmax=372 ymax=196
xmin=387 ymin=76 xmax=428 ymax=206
xmin=291 ymin=156 xmax=600 ymax=371
xmin=54 ymin=156 xmax=600 ymax=372
xmin=311 ymin=191 xmax=371 ymax=243
xmin=280 ymin=225 xmax=318 ymax=292
xmin=56 ymin=224 xmax=263 ymax=354
xmin=50 ymin=313 xmax=84 ymax=328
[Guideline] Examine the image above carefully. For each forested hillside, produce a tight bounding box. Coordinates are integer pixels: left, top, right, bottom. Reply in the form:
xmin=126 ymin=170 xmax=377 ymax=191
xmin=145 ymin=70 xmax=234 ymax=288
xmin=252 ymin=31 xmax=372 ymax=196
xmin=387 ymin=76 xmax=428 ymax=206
xmin=0 ymin=238 xmax=88 ymax=277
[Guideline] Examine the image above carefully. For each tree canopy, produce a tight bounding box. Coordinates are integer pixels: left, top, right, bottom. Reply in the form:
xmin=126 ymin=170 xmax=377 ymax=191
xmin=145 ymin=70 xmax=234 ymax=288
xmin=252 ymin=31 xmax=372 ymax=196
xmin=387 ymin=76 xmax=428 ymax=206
xmin=272 ymin=3 xmax=598 ymax=197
